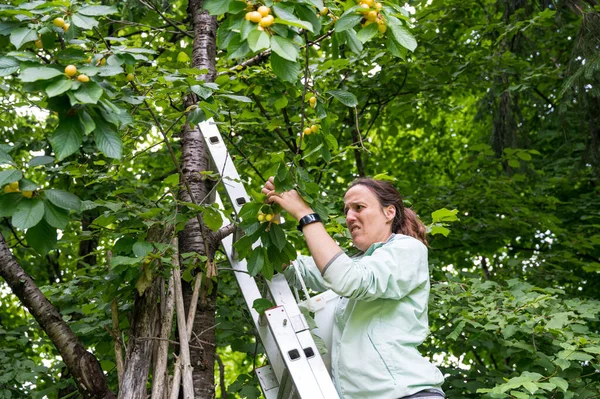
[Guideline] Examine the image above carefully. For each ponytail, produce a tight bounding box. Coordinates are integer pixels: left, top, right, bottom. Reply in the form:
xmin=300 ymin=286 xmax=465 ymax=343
xmin=398 ymin=208 xmax=428 ymax=247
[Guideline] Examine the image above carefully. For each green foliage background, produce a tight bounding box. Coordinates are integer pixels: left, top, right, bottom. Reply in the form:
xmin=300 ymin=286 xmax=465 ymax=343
xmin=0 ymin=0 xmax=599 ymax=398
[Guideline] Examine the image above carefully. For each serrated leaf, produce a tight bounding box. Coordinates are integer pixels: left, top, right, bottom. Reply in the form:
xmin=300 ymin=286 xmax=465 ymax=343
xmin=335 ymin=12 xmax=361 ymax=32
xmin=0 ymin=169 xmax=22 ymax=187
xmin=389 ymin=23 xmax=417 ymax=52
xmin=203 ymin=0 xmax=233 ymax=15
xmin=188 ymin=108 xmax=206 ymax=125
xmin=46 ymin=78 xmax=73 ymax=97
xmin=247 ymin=248 xmax=265 ymax=276
xmin=10 ymin=27 xmax=38 ymax=50
xmin=44 ymin=189 xmax=81 ymax=212
xmin=49 ymin=117 xmax=84 ymax=160
xmin=268 ymin=223 xmax=287 ymax=251
xmin=190 ymin=85 xmax=213 ymax=99
xmin=78 ymin=5 xmax=118 ymax=16
xmin=72 ymin=13 xmax=99 ymax=30
xmin=430 ymin=225 xmax=450 ymax=237
xmin=0 ymin=149 xmax=15 ymax=166
xmin=273 ymin=4 xmax=313 ymax=32
xmin=431 ymin=208 xmax=459 ymax=223
xmin=177 ymin=51 xmax=190 ymax=63
xmin=94 ymin=119 xmax=122 ymax=159
xmin=19 ymin=67 xmax=63 ymax=82
xmin=133 ymin=241 xmax=153 ymax=258
xmin=344 ymin=29 xmax=363 ymax=53
xmin=270 ymin=53 xmax=300 ymax=82
xmin=327 ymin=89 xmax=358 ymax=107
xmin=12 ymin=199 xmax=45 ymax=230
xmin=217 ymin=94 xmax=252 ymax=102
xmin=247 ymin=30 xmax=270 ymax=53
xmin=0 ymin=193 xmax=22 ymax=218
xmin=25 ymin=220 xmax=56 ymax=255
xmin=0 ymin=57 xmax=19 ymax=77
xmin=43 ymin=201 xmax=69 ymax=229
xmin=74 ymin=81 xmax=103 ymax=104
xmin=271 ymin=36 xmax=299 ymax=62
xmin=203 ymin=206 xmax=223 ymax=231
xmin=357 ymin=22 xmax=379 ymax=43
xmin=549 ymin=377 xmax=568 ymax=392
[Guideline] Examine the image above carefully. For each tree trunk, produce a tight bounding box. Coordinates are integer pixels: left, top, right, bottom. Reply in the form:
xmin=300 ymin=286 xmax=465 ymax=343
xmin=0 ymin=233 xmax=115 ymax=399
xmin=180 ymin=0 xmax=219 ymax=397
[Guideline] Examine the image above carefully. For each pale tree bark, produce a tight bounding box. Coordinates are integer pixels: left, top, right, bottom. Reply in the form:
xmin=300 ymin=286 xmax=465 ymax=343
xmin=150 ymin=275 xmax=175 ymax=399
xmin=119 ymin=226 xmax=172 ymax=399
xmin=0 ymin=233 xmax=115 ymax=399
xmin=179 ymin=0 xmax=220 ymax=397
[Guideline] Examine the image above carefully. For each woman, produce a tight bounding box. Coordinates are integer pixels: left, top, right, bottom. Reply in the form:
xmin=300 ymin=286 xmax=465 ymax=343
xmin=262 ymin=177 xmax=445 ymax=399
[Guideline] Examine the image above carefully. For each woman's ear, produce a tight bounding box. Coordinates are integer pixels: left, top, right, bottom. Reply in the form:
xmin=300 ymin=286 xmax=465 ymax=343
xmin=384 ymin=205 xmax=396 ymax=222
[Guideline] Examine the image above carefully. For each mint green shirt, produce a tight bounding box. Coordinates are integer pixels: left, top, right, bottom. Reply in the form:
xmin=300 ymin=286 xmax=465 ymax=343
xmin=285 ymin=234 xmax=444 ymax=399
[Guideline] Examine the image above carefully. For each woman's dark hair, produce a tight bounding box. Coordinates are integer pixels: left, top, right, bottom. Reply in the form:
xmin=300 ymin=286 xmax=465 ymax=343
xmin=348 ymin=178 xmax=428 ymax=246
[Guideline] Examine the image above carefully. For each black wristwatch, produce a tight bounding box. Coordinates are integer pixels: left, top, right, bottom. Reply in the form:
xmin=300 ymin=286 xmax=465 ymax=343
xmin=297 ymin=213 xmax=322 ymax=232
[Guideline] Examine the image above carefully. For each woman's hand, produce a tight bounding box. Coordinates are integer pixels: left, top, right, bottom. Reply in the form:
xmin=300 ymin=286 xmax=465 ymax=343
xmin=261 ymin=176 xmax=313 ymax=221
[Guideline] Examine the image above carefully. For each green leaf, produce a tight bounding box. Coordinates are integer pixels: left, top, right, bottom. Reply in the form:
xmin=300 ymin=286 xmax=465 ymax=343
xmin=77 ymin=5 xmax=118 ymax=16
xmin=12 ymin=199 xmax=45 ymax=230
xmin=188 ymin=108 xmax=206 ymax=125
xmin=190 ymin=85 xmax=213 ymax=99
xmin=430 ymin=225 xmax=450 ymax=237
xmin=0 ymin=148 xmax=15 ymax=166
xmin=431 ymin=208 xmax=459 ymax=223
xmin=247 ymin=247 xmax=265 ymax=276
xmin=25 ymin=220 xmax=56 ymax=255
xmin=448 ymin=319 xmax=466 ymax=340
xmin=0 ymin=22 xmax=18 ymax=36
xmin=389 ymin=23 xmax=417 ymax=52
xmin=0 ymin=57 xmax=19 ymax=77
xmin=217 ymin=94 xmax=253 ymax=103
xmin=203 ymin=0 xmax=233 ymax=15
xmin=203 ymin=206 xmax=223 ymax=231
xmin=271 ymin=36 xmax=299 ymax=62
xmin=549 ymin=377 xmax=568 ymax=393
xmin=508 ymin=159 xmax=520 ymax=168
xmin=43 ymin=201 xmax=69 ymax=229
xmin=274 ymin=96 xmax=288 ymax=110
xmin=268 ymin=223 xmax=287 ymax=251
xmin=270 ymin=52 xmax=300 ymax=82
xmin=386 ymin=35 xmax=407 ymax=59
xmin=72 ymin=13 xmax=99 ymax=30
xmin=79 ymin=111 xmax=96 ymax=134
xmin=19 ymin=67 xmax=63 ymax=82
xmin=0 ymin=169 xmax=22 ymax=187
xmin=357 ymin=22 xmax=379 ymax=43
xmin=335 ymin=12 xmax=362 ymax=32
xmin=0 ymin=193 xmax=22 ymax=218
xmin=247 ymin=30 xmax=270 ymax=53
xmin=10 ymin=27 xmax=38 ymax=49
xmin=94 ymin=119 xmax=122 ymax=159
xmin=49 ymin=117 xmax=84 ymax=161
xmin=45 ymin=78 xmax=73 ymax=97
xmin=177 ymin=51 xmax=190 ymax=63
xmin=327 ymin=89 xmax=358 ymax=107
xmin=252 ymin=298 xmax=274 ymax=314
xmin=273 ymin=4 xmax=313 ymax=32
xmin=133 ymin=241 xmax=153 ymax=258
xmin=344 ymin=29 xmax=363 ymax=53
xmin=44 ymin=189 xmax=81 ymax=212
xmin=74 ymin=81 xmax=103 ymax=104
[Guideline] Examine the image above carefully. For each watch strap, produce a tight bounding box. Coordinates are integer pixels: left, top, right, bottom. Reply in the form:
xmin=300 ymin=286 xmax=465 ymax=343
xmin=297 ymin=213 xmax=322 ymax=232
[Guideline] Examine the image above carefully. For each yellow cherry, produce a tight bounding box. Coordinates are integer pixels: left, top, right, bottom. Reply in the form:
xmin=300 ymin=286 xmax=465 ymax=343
xmin=77 ymin=74 xmax=90 ymax=83
xmin=378 ymin=23 xmax=386 ymax=33
xmin=259 ymin=15 xmax=274 ymax=27
xmin=309 ymin=96 xmax=317 ymax=108
xmin=310 ymin=124 xmax=319 ymax=133
xmin=35 ymin=40 xmax=43 ymax=49
xmin=126 ymin=73 xmax=135 ymax=82
xmin=320 ymin=7 xmax=329 ymax=16
xmin=247 ymin=11 xmax=262 ymax=23
xmin=64 ymin=65 xmax=77 ymax=77
xmin=265 ymin=213 xmax=274 ymax=222
xmin=375 ymin=2 xmax=383 ymax=10
xmin=62 ymin=23 xmax=70 ymax=32
xmin=22 ymin=191 xmax=33 ymax=198
xmin=258 ymin=213 xmax=265 ymax=222
xmin=303 ymin=127 xmax=312 ymax=136
xmin=366 ymin=10 xmax=378 ymax=21
xmin=257 ymin=6 xmax=270 ymax=17
xmin=9 ymin=182 xmax=19 ymax=191
xmin=53 ymin=17 xmax=65 ymax=28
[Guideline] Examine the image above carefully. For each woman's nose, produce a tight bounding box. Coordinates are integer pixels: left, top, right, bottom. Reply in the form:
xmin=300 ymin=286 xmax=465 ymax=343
xmin=346 ymin=210 xmax=356 ymax=222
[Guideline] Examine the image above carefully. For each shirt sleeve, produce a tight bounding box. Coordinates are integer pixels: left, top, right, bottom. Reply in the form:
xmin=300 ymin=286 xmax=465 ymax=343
xmin=321 ymin=237 xmax=429 ymax=301
xmin=283 ymin=255 xmax=330 ymax=293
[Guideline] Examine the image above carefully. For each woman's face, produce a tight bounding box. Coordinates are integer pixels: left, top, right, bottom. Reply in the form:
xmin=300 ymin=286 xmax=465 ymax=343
xmin=344 ymin=184 xmax=395 ymax=251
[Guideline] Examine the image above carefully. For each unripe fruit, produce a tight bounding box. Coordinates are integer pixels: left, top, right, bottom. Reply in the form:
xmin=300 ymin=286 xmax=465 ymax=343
xmin=378 ymin=23 xmax=386 ymax=33
xmin=259 ymin=15 xmax=274 ymax=27
xmin=257 ymin=5 xmax=270 ymax=17
xmin=366 ymin=10 xmax=378 ymax=21
xmin=265 ymin=213 xmax=274 ymax=222
xmin=35 ymin=40 xmax=43 ymax=49
xmin=310 ymin=124 xmax=319 ymax=133
xmin=309 ymin=96 xmax=317 ymax=108
xmin=320 ymin=7 xmax=329 ymax=16
xmin=303 ymin=127 xmax=312 ymax=136
xmin=126 ymin=73 xmax=135 ymax=82
xmin=64 ymin=64 xmax=77 ymax=77
xmin=258 ymin=213 xmax=265 ymax=222
xmin=77 ymin=74 xmax=90 ymax=83
xmin=100 ymin=58 xmax=106 ymax=66
xmin=53 ymin=17 xmax=65 ymax=28
xmin=62 ymin=23 xmax=70 ymax=32
xmin=9 ymin=182 xmax=19 ymax=191
xmin=375 ymin=2 xmax=383 ymax=10
xmin=247 ymin=11 xmax=262 ymax=23
xmin=22 ymin=191 xmax=33 ymax=198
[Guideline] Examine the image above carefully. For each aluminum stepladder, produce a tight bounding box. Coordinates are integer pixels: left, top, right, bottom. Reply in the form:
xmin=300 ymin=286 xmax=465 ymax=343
xmin=198 ymin=118 xmax=340 ymax=399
